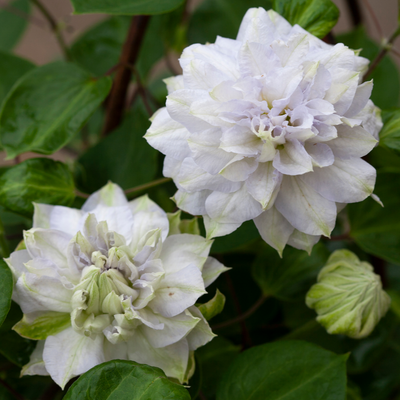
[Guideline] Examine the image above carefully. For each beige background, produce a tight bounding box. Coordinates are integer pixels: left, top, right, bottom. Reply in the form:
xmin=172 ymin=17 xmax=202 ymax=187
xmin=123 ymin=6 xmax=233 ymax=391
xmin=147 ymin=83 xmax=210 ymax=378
xmin=0 ymin=0 xmax=399 ymax=166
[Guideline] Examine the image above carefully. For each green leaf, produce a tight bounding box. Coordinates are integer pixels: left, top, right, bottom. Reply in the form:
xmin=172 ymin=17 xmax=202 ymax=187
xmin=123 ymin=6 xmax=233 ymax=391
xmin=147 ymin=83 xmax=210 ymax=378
xmin=0 ymin=51 xmax=35 ymax=106
xmin=64 ymin=360 xmax=191 ymax=399
xmin=337 ymin=28 xmax=400 ymax=109
xmin=188 ymin=0 xmax=272 ymax=44
xmin=379 ymin=108 xmax=400 ymax=153
xmin=272 ymin=0 xmax=339 ymax=38
xmin=252 ymin=243 xmax=329 ymax=301
xmin=0 ymin=302 xmax=35 ymax=367
xmin=0 ymin=158 xmax=75 ymax=218
xmin=211 ymin=220 xmax=260 ymax=254
xmin=196 ymin=337 xmax=240 ymax=399
xmin=0 ymin=0 xmax=30 ymax=51
xmin=77 ymin=103 xmax=157 ymax=192
xmin=349 ymin=171 xmax=400 ymax=265
xmin=13 ymin=312 xmax=71 ymax=340
xmin=0 ymin=260 xmax=12 ymax=328
xmin=70 ymin=17 xmax=130 ymax=77
xmin=0 ymin=62 xmax=112 ymax=158
xmin=198 ymin=289 xmax=226 ymax=321
xmin=71 ymin=0 xmax=185 ymax=15
xmin=217 ymin=341 xmax=348 ymax=400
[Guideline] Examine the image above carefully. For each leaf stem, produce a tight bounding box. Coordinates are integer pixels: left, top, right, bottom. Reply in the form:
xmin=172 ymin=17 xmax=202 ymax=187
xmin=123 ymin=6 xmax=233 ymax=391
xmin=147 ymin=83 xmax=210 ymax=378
xmin=102 ymin=15 xmax=151 ymax=137
xmin=211 ymin=294 xmax=269 ymax=330
xmin=364 ymin=26 xmax=400 ymax=80
xmin=0 ymin=217 xmax=10 ymax=258
xmin=74 ymin=189 xmax=90 ymax=199
xmin=124 ymin=177 xmax=172 ymax=196
xmin=29 ymin=0 xmax=71 ymax=61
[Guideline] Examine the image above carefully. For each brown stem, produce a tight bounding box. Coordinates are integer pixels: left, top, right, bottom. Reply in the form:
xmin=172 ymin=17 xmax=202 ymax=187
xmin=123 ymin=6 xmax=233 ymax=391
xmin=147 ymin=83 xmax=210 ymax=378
xmin=212 ymin=294 xmax=268 ymax=330
xmin=364 ymin=27 xmax=400 ymax=80
xmin=75 ymin=189 xmax=90 ymax=199
xmin=29 ymin=0 xmax=71 ymax=61
xmin=129 ymin=65 xmax=154 ymax=116
xmin=0 ymin=1 xmax=46 ymax=29
xmin=0 ymin=379 xmax=26 ymax=400
xmin=124 ymin=177 xmax=172 ymax=196
xmin=329 ymin=233 xmax=351 ymax=241
xmin=345 ymin=0 xmax=362 ymax=27
xmin=102 ymin=16 xmax=151 ymax=137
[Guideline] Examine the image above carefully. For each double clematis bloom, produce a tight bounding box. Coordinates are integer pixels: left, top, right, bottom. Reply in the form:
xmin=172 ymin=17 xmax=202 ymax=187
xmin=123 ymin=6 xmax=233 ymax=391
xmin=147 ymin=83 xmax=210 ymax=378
xmin=145 ymin=7 xmax=382 ymax=255
xmin=6 ymin=183 xmax=227 ymax=388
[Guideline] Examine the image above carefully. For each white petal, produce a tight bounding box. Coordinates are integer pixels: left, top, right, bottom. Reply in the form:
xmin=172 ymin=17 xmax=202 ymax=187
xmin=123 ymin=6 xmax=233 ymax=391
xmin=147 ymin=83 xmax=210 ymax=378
xmin=160 ymin=234 xmax=212 ymax=274
xmin=145 ymin=107 xmax=191 ymax=160
xmin=127 ymin=329 xmax=189 ymax=383
xmin=174 ymin=189 xmax=211 ymax=216
xmin=202 ymin=257 xmax=230 ymax=287
xmin=33 ymin=204 xmax=83 ymax=236
xmin=43 ymin=328 xmax=104 ymax=389
xmin=141 ymin=308 xmax=200 ymax=348
xmin=21 ymin=341 xmax=48 ymax=377
xmin=271 ymin=33 xmax=309 ymax=67
xmin=246 ymin=162 xmax=282 ymax=209
xmin=176 ymin=157 xmax=241 ymax=193
xmin=300 ymin=158 xmax=376 ymax=203
xmin=82 ymin=182 xmax=127 ymax=211
xmin=16 ymin=273 xmax=72 ymax=313
xmin=183 ymin=59 xmax=231 ymax=90
xmin=163 ymin=75 xmax=184 ymax=94
xmin=254 ymin=207 xmax=294 ymax=256
xmin=327 ymin=125 xmax=377 ymax=159
xmin=344 ymin=81 xmax=373 ymax=118
xmin=220 ymin=125 xmax=261 ymax=156
xmin=273 ymin=140 xmax=313 ymax=175
xmin=186 ymin=306 xmax=215 ymax=350
xmin=203 ymin=216 xmax=242 ymax=239
xmin=238 ymin=41 xmax=275 ymax=76
xmin=24 ymin=229 xmax=70 ymax=270
xmin=305 ymin=143 xmax=334 ymax=168
xmin=6 ymin=249 xmax=30 ymax=280
xmin=219 ymin=157 xmax=259 ymax=182
xmin=287 ymin=230 xmax=320 ymax=254
xmin=276 ymin=176 xmax=336 ymax=236
xmin=205 ymin=185 xmax=263 ymax=224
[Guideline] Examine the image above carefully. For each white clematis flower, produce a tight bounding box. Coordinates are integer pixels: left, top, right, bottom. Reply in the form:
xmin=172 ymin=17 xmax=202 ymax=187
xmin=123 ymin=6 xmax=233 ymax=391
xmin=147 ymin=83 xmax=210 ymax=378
xmin=6 ymin=183 xmax=228 ymax=389
xmin=145 ymin=7 xmax=382 ymax=255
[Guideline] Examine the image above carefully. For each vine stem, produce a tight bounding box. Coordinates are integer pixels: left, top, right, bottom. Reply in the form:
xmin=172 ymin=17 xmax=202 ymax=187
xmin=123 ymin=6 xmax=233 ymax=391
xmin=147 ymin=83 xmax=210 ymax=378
xmin=364 ymin=26 xmax=400 ymax=80
xmin=329 ymin=233 xmax=351 ymax=241
xmin=0 ymin=378 xmax=26 ymax=400
xmin=102 ymin=15 xmax=150 ymax=137
xmin=211 ymin=294 xmax=269 ymax=330
xmin=124 ymin=177 xmax=172 ymax=195
xmin=29 ymin=0 xmax=71 ymax=61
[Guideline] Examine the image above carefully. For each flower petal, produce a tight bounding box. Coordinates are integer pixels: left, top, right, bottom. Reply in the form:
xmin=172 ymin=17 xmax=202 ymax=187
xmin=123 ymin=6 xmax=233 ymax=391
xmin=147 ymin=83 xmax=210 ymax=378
xmin=287 ymin=230 xmax=320 ymax=254
xmin=186 ymin=306 xmax=215 ymax=350
xmin=202 ymin=257 xmax=230 ymax=288
xmin=276 ymin=176 xmax=336 ymax=236
xmin=82 ymin=182 xmax=128 ymax=211
xmin=273 ymin=140 xmax=313 ymax=175
xmin=43 ymin=328 xmax=105 ymax=389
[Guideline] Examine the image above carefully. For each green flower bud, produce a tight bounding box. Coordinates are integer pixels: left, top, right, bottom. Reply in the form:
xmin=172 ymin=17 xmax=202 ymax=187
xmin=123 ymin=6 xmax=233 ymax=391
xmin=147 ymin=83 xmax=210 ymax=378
xmin=306 ymin=249 xmax=391 ymax=339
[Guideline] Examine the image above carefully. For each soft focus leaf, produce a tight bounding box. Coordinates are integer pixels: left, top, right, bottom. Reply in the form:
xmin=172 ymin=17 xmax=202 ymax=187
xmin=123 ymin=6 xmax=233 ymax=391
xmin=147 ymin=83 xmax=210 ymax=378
xmin=252 ymin=243 xmax=329 ymax=301
xmin=77 ymin=102 xmax=157 ymax=192
xmin=71 ymin=0 xmax=185 ymax=15
xmin=0 ymin=0 xmax=30 ymax=51
xmin=217 ymin=341 xmax=348 ymax=400
xmin=0 ymin=62 xmax=112 ymax=158
xmin=272 ymin=0 xmax=339 ymax=38
xmin=198 ymin=289 xmax=226 ymax=321
xmin=379 ymin=109 xmax=400 ymax=153
xmin=70 ymin=17 xmax=130 ymax=77
xmin=0 ymin=260 xmax=12 ymax=328
xmin=0 ymin=51 xmax=35 ymax=106
xmin=64 ymin=360 xmax=191 ymax=399
xmin=0 ymin=302 xmax=35 ymax=367
xmin=0 ymin=158 xmax=75 ymax=218
xmin=349 ymin=171 xmax=400 ymax=265
xmin=188 ymin=0 xmax=272 ymax=44
xmin=196 ymin=337 xmax=240 ymax=399
xmin=337 ymin=28 xmax=400 ymax=109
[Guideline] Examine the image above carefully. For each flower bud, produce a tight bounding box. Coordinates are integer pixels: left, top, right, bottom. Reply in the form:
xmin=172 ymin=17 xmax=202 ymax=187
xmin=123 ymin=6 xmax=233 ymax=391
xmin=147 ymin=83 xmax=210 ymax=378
xmin=306 ymin=250 xmax=391 ymax=339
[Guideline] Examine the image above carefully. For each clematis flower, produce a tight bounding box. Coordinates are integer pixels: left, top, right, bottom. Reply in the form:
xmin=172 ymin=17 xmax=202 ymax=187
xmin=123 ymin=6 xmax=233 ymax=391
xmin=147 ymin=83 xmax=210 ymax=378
xmin=145 ymin=7 xmax=382 ymax=255
xmin=306 ymin=250 xmax=391 ymax=338
xmin=6 ymin=183 xmax=227 ymax=388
